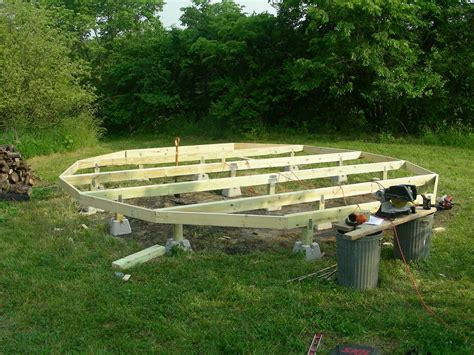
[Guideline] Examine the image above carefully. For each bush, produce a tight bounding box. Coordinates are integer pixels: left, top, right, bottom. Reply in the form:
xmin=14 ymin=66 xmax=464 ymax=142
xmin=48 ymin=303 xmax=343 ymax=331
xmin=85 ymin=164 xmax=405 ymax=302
xmin=0 ymin=2 xmax=100 ymax=156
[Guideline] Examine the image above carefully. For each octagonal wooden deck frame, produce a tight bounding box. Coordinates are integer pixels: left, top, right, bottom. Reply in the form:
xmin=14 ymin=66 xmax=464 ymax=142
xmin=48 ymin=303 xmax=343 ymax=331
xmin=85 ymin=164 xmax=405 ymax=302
xmin=59 ymin=143 xmax=438 ymax=269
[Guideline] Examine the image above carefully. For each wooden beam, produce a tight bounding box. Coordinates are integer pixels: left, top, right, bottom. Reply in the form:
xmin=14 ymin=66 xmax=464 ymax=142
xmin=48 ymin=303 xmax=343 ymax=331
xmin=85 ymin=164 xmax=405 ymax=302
xmin=80 ymin=143 xmax=236 ymax=162
xmin=404 ymin=161 xmax=435 ymax=175
xmin=303 ymin=145 xmax=356 ymax=154
xmin=83 ymin=161 xmax=405 ymax=200
xmin=58 ymin=177 xmax=81 ymax=200
xmin=60 ymin=161 xmax=79 ymax=177
xmin=161 ymin=174 xmax=436 ymax=213
xmin=432 ymin=174 xmax=439 ymax=204
xmin=78 ymin=194 xmax=157 ymax=222
xmin=234 ymin=142 xmax=298 ymax=149
xmin=63 ymin=151 xmax=362 ymax=186
xmin=76 ymin=145 xmax=304 ymax=170
xmin=156 ymin=211 xmax=287 ymax=229
xmin=286 ymin=202 xmax=381 ymax=228
xmin=302 ymin=219 xmax=314 ymax=245
xmin=112 ymin=245 xmax=166 ymax=269
xmin=339 ymin=208 xmax=437 ymax=240
xmin=360 ymin=151 xmax=399 ymax=163
xmin=158 ymin=202 xmax=382 ymax=229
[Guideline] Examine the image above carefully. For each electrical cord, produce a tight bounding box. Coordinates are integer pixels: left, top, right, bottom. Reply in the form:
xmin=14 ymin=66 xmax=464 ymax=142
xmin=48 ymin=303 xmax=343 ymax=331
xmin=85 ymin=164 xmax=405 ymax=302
xmin=391 ymin=222 xmax=453 ymax=331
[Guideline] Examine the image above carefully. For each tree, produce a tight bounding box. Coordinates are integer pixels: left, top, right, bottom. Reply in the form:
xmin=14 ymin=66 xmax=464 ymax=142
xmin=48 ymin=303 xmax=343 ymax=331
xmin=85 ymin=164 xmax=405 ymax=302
xmin=0 ymin=2 xmax=96 ymax=136
xmin=280 ymin=0 xmax=446 ymax=132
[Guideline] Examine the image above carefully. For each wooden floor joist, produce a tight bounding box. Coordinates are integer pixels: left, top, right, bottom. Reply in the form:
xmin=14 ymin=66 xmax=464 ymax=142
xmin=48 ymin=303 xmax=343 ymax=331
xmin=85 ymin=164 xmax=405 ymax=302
xmin=63 ymin=151 xmax=362 ymax=186
xmin=159 ymin=174 xmax=436 ymax=213
xmin=59 ymin=142 xmax=439 ymax=268
xmin=83 ymin=161 xmax=407 ymax=200
xmin=76 ymin=144 xmax=304 ymax=170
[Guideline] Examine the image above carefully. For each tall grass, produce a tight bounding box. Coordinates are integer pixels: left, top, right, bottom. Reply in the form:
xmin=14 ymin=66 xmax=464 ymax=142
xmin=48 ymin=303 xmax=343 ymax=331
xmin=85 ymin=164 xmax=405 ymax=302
xmin=0 ymin=114 xmax=103 ymax=158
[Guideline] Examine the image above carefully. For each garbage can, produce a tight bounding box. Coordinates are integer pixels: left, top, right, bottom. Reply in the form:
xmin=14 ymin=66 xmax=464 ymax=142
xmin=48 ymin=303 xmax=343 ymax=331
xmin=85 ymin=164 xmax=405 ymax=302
xmin=336 ymin=231 xmax=383 ymax=290
xmin=393 ymin=214 xmax=434 ymax=261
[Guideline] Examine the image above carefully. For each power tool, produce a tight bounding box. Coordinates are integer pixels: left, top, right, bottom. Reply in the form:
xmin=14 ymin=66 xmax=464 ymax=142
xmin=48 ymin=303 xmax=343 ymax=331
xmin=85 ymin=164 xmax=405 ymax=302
xmin=345 ymin=211 xmax=369 ymax=226
xmin=437 ymin=194 xmax=454 ymax=210
xmin=374 ymin=184 xmax=417 ymax=219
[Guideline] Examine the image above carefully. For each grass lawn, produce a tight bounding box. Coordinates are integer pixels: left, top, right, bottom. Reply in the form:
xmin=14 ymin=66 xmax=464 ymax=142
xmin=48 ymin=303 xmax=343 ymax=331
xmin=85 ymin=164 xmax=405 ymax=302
xmin=1 ymin=135 xmax=473 ymax=353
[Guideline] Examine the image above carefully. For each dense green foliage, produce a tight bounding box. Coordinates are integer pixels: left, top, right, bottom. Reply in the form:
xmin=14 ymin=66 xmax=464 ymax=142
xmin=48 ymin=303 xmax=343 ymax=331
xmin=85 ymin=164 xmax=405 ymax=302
xmin=91 ymin=0 xmax=473 ymax=135
xmin=1 ymin=0 xmax=473 ymax=154
xmin=0 ymin=3 xmax=100 ymax=154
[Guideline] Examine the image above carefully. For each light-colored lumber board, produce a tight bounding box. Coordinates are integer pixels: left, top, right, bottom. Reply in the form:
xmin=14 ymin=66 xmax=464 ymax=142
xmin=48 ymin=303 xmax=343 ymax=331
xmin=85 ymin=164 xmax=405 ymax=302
xmin=78 ymin=195 xmax=157 ymax=222
xmin=158 ymin=202 xmax=382 ymax=229
xmin=83 ymin=161 xmax=406 ymax=200
xmin=127 ymin=142 xmax=236 ymax=154
xmin=303 ymin=145 xmax=356 ymax=154
xmin=58 ymin=177 xmax=81 ymax=199
xmin=340 ymin=208 xmax=437 ymax=240
xmin=118 ymin=143 xmax=291 ymax=157
xmin=76 ymin=145 xmax=304 ymax=170
xmin=161 ymin=174 xmax=436 ymax=213
xmin=234 ymin=142 xmax=296 ymax=149
xmin=156 ymin=211 xmax=287 ymax=229
xmin=404 ymin=161 xmax=435 ymax=175
xmin=80 ymin=143 xmax=236 ymax=162
xmin=360 ymin=151 xmax=400 ymax=163
xmin=63 ymin=151 xmax=362 ymax=186
xmin=60 ymin=161 xmax=79 ymax=177
xmin=286 ymin=202 xmax=381 ymax=228
xmin=112 ymin=244 xmax=166 ymax=269
xmin=432 ymin=174 xmax=439 ymax=204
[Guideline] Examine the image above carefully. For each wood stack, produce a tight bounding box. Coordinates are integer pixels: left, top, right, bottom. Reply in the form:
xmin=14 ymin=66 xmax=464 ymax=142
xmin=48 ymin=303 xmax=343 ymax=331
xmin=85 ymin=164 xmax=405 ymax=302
xmin=0 ymin=144 xmax=35 ymax=199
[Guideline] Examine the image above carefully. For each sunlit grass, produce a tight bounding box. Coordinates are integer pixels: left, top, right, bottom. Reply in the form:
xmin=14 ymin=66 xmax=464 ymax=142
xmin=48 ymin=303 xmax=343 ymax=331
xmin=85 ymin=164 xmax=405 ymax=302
xmin=1 ymin=135 xmax=472 ymax=353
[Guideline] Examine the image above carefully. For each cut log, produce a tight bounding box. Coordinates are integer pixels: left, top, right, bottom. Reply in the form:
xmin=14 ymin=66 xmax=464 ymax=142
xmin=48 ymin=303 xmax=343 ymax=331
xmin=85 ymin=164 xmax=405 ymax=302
xmin=8 ymin=172 xmax=19 ymax=184
xmin=0 ymin=144 xmax=36 ymax=197
xmin=0 ymin=179 xmax=10 ymax=192
xmin=0 ymin=163 xmax=8 ymax=173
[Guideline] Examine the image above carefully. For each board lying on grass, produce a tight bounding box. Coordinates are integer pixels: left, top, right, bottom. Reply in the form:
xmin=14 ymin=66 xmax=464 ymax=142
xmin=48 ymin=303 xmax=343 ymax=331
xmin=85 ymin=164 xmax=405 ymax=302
xmin=59 ymin=143 xmax=439 ymax=268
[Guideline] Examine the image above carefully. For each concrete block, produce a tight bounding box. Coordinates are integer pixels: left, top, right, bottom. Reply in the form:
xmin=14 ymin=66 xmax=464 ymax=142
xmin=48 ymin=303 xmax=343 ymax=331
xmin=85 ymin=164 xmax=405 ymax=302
xmin=222 ymin=186 xmax=241 ymax=198
xmin=165 ymin=238 xmax=193 ymax=253
xmin=293 ymin=241 xmax=322 ymax=261
xmin=109 ymin=217 xmax=132 ymax=236
xmin=193 ymin=173 xmax=209 ymax=181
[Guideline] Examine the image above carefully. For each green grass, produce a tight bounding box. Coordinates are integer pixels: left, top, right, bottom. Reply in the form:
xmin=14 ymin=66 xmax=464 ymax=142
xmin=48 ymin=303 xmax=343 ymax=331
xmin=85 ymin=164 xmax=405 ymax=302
xmin=1 ymin=135 xmax=473 ymax=353
xmin=1 ymin=114 xmax=102 ymax=159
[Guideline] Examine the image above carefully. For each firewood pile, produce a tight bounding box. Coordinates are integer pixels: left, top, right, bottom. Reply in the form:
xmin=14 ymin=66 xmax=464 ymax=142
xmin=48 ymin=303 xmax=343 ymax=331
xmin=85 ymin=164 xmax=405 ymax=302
xmin=0 ymin=145 xmax=35 ymax=200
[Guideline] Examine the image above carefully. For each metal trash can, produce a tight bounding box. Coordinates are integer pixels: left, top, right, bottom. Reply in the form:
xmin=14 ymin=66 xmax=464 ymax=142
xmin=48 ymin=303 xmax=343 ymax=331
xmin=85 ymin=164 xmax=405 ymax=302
xmin=336 ymin=231 xmax=383 ymax=290
xmin=393 ymin=214 xmax=434 ymax=261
